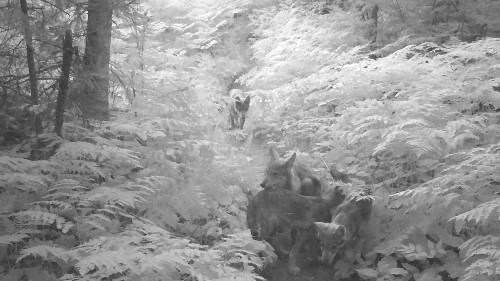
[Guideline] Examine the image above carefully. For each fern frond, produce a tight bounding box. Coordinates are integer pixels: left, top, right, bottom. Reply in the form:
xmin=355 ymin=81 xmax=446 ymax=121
xmin=44 ymin=192 xmax=81 ymax=201
xmin=17 ymin=245 xmax=73 ymax=263
xmin=83 ymin=219 xmax=107 ymax=231
xmin=83 ymin=186 xmax=147 ymax=208
xmin=29 ymin=200 xmax=72 ymax=210
xmin=62 ymin=160 xmax=105 ymax=179
xmin=44 ymin=179 xmax=90 ymax=196
xmin=11 ymin=210 xmax=74 ymax=233
xmin=0 ymin=173 xmax=52 ymax=192
xmin=460 ymin=236 xmax=500 ymax=259
xmin=459 ymin=235 xmax=500 ymax=281
xmin=448 ymin=198 xmax=500 ymax=233
xmin=395 ymin=119 xmax=430 ymax=130
xmin=0 ymin=156 xmax=61 ymax=175
xmin=0 ymin=233 xmax=29 ymax=245
xmin=45 ymin=179 xmax=89 ymax=201
xmin=129 ymin=176 xmax=165 ymax=193
xmin=0 ymin=156 xmax=36 ymax=173
xmin=51 ymin=142 xmax=101 ymax=162
xmin=51 ymin=179 xmax=89 ymax=189
xmin=87 ymin=213 xmax=112 ymax=223
xmin=443 ymin=144 xmax=500 ymax=175
xmin=212 ymin=231 xmax=267 ymax=270
xmin=352 ymin=115 xmax=390 ymax=134
xmin=51 ymin=142 xmax=143 ymax=178
xmin=99 ymin=121 xmax=167 ymax=141
xmin=74 ymin=249 xmax=143 ymax=276
xmin=103 ymin=145 xmax=142 ymax=170
xmin=389 ymin=173 xmax=464 ymax=209
xmin=374 ymin=128 xmax=441 ymax=158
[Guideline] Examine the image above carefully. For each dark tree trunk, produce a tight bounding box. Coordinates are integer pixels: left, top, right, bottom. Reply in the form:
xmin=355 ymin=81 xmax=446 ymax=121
xmin=369 ymin=4 xmax=378 ymax=43
xmin=20 ymin=0 xmax=42 ymax=134
xmin=54 ymin=29 xmax=73 ymax=137
xmin=82 ymin=0 xmax=113 ymax=121
xmin=360 ymin=3 xmax=379 ymax=43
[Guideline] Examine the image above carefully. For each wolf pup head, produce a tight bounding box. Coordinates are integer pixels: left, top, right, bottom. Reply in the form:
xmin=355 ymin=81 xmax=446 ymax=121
xmin=235 ymin=96 xmax=250 ymax=122
xmin=260 ymin=148 xmax=296 ymax=190
xmin=314 ymin=222 xmax=347 ymax=264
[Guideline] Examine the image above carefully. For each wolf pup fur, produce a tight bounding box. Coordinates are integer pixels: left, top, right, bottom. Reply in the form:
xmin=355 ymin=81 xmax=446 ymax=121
xmin=247 ymin=189 xmax=331 ymax=275
xmin=260 ymin=147 xmax=322 ymax=197
xmin=228 ymin=95 xmax=250 ymax=130
xmin=314 ymin=191 xmax=373 ymax=264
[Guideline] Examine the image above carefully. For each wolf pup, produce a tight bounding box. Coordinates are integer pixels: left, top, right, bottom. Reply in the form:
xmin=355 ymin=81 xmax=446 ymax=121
xmin=260 ymin=147 xmax=322 ymax=197
xmin=314 ymin=190 xmax=373 ymax=264
xmin=228 ymin=95 xmax=250 ymax=130
xmin=247 ymin=189 xmax=331 ymax=275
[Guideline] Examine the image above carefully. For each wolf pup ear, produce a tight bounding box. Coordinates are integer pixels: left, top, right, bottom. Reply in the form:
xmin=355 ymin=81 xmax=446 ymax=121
xmin=336 ymin=225 xmax=347 ymax=237
xmin=244 ymin=96 xmax=250 ymax=105
xmin=283 ymin=152 xmax=296 ymax=169
xmin=269 ymin=146 xmax=280 ymax=161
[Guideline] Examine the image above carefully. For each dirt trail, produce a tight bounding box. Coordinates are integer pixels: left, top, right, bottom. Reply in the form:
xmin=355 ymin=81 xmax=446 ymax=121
xmin=263 ymin=259 xmax=336 ymax=281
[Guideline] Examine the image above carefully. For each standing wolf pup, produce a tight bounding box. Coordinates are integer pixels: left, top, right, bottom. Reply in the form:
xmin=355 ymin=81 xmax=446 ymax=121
xmin=247 ymin=189 xmax=332 ymax=275
xmin=314 ymin=190 xmax=373 ymax=264
xmin=228 ymin=94 xmax=251 ymax=130
xmin=260 ymin=147 xmax=322 ymax=197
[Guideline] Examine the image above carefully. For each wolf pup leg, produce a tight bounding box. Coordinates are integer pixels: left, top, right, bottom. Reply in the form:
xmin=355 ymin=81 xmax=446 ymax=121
xmin=287 ymin=227 xmax=317 ymax=275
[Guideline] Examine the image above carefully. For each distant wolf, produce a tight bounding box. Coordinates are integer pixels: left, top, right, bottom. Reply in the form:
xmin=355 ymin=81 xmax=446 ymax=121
xmin=228 ymin=95 xmax=250 ymax=130
xmin=314 ymin=190 xmax=373 ymax=264
xmin=247 ymin=189 xmax=332 ymax=275
xmin=260 ymin=147 xmax=322 ymax=197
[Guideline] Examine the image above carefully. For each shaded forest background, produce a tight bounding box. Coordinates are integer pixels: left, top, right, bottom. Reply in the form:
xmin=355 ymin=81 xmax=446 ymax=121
xmin=1 ymin=0 xmax=500 ymax=280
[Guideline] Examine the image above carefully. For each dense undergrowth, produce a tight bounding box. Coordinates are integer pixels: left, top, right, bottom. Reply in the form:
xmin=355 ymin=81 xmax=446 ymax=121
xmin=243 ymin=4 xmax=500 ymax=280
xmin=0 ymin=118 xmax=270 ymax=280
xmin=1 ymin=1 xmax=500 ymax=281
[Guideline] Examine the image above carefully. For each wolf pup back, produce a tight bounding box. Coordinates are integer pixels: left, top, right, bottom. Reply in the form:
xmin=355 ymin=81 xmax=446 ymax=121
xmin=260 ymin=147 xmax=322 ymax=197
xmin=228 ymin=95 xmax=250 ymax=129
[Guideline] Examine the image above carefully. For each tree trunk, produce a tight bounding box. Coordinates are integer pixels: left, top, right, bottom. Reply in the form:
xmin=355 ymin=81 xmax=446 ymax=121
xmin=369 ymin=4 xmax=378 ymax=43
xmin=54 ymin=29 xmax=73 ymax=137
xmin=20 ymin=0 xmax=42 ymax=134
xmin=82 ymin=0 xmax=113 ymax=121
xmin=360 ymin=3 xmax=379 ymax=43
xmin=394 ymin=0 xmax=406 ymax=23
